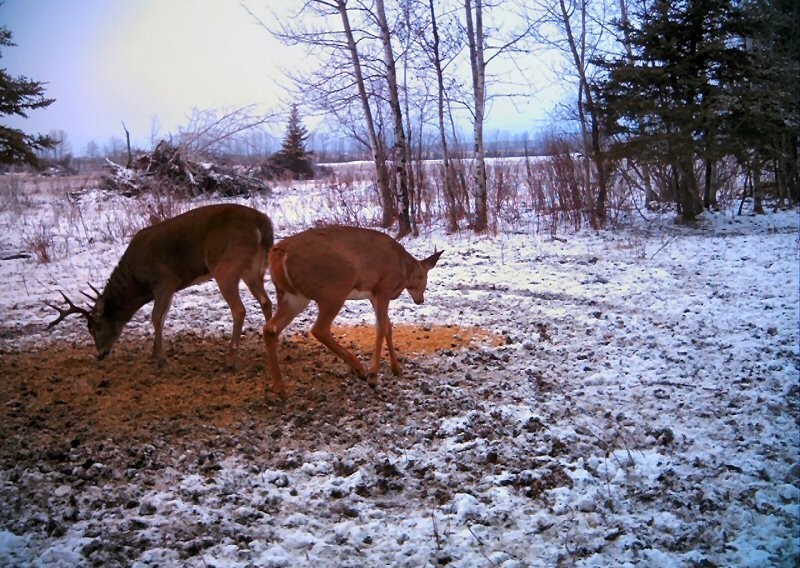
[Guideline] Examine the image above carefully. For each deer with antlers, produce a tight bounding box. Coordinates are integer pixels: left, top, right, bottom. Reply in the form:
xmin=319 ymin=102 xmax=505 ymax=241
xmin=263 ymin=225 xmax=443 ymax=399
xmin=47 ymin=204 xmax=273 ymax=366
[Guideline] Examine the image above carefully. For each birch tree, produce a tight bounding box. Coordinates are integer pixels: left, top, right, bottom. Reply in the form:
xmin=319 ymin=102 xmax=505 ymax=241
xmin=462 ymin=0 xmax=533 ymax=233
xmin=464 ymin=0 xmax=490 ymax=232
xmin=375 ymin=0 xmax=413 ymax=237
xmin=255 ymin=0 xmax=395 ymax=227
xmin=427 ymin=0 xmax=460 ymax=232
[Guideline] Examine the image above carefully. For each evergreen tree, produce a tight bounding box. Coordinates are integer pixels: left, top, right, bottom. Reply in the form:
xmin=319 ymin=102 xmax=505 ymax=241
xmin=726 ymin=0 xmax=799 ymax=208
xmin=0 ymin=26 xmax=56 ymax=166
xmin=595 ymin=0 xmax=754 ymax=221
xmin=271 ymin=104 xmax=314 ymax=179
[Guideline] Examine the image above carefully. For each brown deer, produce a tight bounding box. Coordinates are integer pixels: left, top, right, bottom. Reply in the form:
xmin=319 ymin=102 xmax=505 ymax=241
xmin=47 ymin=203 xmax=273 ymax=366
xmin=263 ymin=225 xmax=443 ymax=399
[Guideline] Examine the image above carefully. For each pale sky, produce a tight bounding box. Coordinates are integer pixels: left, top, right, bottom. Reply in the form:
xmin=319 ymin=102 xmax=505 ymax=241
xmin=2 ymin=0 xmax=561 ymax=157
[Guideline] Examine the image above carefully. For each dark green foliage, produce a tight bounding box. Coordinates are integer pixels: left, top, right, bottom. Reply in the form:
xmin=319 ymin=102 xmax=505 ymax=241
xmin=0 ymin=26 xmax=56 ymax=167
xmin=595 ymin=0 xmax=799 ymax=219
xmin=262 ymin=104 xmax=314 ymax=180
xmin=725 ymin=0 xmax=799 ymax=204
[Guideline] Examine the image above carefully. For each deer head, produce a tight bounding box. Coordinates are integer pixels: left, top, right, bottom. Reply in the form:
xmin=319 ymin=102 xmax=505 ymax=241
xmin=46 ymin=287 xmax=123 ymax=360
xmin=405 ymin=249 xmax=444 ymax=304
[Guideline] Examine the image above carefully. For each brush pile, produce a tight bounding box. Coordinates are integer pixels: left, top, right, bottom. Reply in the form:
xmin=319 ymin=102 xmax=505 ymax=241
xmin=100 ymin=140 xmax=270 ymax=197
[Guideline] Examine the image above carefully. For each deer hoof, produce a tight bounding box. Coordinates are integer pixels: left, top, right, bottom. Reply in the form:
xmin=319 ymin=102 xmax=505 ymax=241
xmin=268 ymin=381 xmax=288 ymax=401
xmin=367 ymin=372 xmax=380 ymax=388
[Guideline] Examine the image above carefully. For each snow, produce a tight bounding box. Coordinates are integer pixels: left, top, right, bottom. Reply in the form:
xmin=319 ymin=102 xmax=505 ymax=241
xmin=0 ymin=175 xmax=798 ymax=567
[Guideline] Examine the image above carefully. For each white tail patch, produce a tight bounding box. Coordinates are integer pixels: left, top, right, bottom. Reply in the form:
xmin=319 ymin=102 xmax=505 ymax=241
xmin=282 ymin=257 xmax=296 ymax=292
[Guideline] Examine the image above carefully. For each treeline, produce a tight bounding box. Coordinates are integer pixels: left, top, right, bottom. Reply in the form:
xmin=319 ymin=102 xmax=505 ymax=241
xmin=256 ymin=0 xmax=798 ymax=232
xmin=3 ymin=0 xmax=797 ymax=233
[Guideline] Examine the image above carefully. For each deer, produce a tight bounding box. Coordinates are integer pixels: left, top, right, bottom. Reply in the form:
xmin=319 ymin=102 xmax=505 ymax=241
xmin=47 ymin=203 xmax=274 ymax=367
xmin=262 ymin=225 xmax=443 ymax=399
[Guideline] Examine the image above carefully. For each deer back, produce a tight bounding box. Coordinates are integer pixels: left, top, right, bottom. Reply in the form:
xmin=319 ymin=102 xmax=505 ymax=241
xmin=270 ymin=226 xmax=422 ymax=302
xmin=94 ymin=204 xmax=274 ymax=330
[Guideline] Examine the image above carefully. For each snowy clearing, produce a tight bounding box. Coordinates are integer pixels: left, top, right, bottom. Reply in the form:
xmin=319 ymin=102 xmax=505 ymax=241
xmin=0 ymin=176 xmax=798 ymax=567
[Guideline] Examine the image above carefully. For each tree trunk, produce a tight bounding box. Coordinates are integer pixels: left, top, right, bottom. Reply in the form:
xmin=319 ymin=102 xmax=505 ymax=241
xmin=559 ymin=0 xmax=607 ymax=228
xmin=752 ymin=157 xmax=764 ymax=214
xmin=122 ymin=122 xmax=133 ymax=168
xmin=375 ymin=0 xmax=411 ymax=238
xmin=429 ymin=0 xmax=458 ymax=232
xmin=676 ymin=155 xmax=703 ymax=222
xmin=703 ymin=158 xmax=718 ymax=209
xmin=619 ymin=0 xmax=657 ymax=208
xmin=336 ymin=0 xmax=394 ymax=228
xmin=779 ymin=131 xmax=799 ymax=205
xmin=465 ymin=0 xmax=489 ymax=233
xmin=401 ymin=3 xmax=418 ymax=236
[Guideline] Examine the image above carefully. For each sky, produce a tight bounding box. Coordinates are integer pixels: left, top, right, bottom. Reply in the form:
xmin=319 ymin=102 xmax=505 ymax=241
xmin=2 ymin=0 xmax=289 ymax=155
xmin=2 ymin=0 xmax=561 ymax=157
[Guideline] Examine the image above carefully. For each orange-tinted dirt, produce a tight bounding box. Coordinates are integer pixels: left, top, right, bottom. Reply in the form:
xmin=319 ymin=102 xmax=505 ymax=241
xmin=0 ymin=324 xmax=502 ymax=459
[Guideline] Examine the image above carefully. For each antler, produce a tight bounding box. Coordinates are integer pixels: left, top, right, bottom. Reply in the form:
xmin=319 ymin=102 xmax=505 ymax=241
xmin=81 ymin=282 xmax=101 ymax=302
xmin=46 ymin=291 xmax=91 ymax=330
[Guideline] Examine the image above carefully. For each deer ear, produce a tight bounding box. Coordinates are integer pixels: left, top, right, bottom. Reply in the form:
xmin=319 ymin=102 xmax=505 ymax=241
xmin=421 ymin=249 xmax=444 ymax=271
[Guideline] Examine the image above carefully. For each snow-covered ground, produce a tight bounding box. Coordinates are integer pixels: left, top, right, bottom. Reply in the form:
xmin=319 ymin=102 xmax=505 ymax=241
xmin=0 ymin=175 xmax=798 ymax=567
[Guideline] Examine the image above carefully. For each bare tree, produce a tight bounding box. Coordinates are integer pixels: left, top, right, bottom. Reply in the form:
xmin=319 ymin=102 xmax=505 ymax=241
xmin=427 ymin=0 xmax=461 ymax=232
xmin=334 ymin=0 xmax=395 ymax=228
xmin=462 ymin=0 xmax=533 ymax=233
xmin=149 ymin=115 xmax=163 ymax=151
xmin=85 ymin=140 xmax=100 ymax=159
xmin=45 ymin=129 xmax=71 ymax=162
xmin=464 ymin=0 xmax=489 ymax=232
xmin=375 ymin=0 xmax=413 ymax=237
xmin=253 ymin=0 xmax=395 ymax=228
xmin=177 ymin=105 xmax=274 ymax=158
xmin=388 ymin=0 xmax=455 ymax=232
xmin=537 ymin=0 xmax=611 ymax=227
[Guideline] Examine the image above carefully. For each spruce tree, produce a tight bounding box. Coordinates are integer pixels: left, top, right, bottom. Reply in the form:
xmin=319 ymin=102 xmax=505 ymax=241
xmin=273 ymin=104 xmax=313 ymax=179
xmin=0 ymin=26 xmax=56 ymax=166
xmin=726 ymin=0 xmax=799 ymax=206
xmin=595 ymin=0 xmax=749 ymax=221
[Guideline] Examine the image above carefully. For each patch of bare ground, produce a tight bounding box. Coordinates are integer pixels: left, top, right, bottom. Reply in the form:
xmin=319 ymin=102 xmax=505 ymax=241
xmin=0 ymin=323 xmax=512 ymax=566
xmin=0 ymin=324 xmax=501 ymax=463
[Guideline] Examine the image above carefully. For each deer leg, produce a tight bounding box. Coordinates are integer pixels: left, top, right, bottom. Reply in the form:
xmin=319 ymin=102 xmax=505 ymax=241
xmin=214 ymin=272 xmax=247 ymax=368
xmin=385 ymin=318 xmax=401 ymax=376
xmin=311 ymin=299 xmax=367 ymax=380
xmin=151 ymin=289 xmax=175 ymax=367
xmin=368 ymin=296 xmax=392 ymax=386
xmin=243 ymin=272 xmax=272 ymax=321
xmin=263 ymin=291 xmax=309 ymax=399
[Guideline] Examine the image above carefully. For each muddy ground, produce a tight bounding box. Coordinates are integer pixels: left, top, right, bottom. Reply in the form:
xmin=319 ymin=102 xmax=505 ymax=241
xmin=0 ymin=324 xmax=517 ymax=566
xmin=1 ymin=324 xmax=501 ymax=457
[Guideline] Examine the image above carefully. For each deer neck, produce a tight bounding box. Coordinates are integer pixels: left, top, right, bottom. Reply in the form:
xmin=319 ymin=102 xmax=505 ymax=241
xmin=99 ymin=260 xmax=152 ymax=324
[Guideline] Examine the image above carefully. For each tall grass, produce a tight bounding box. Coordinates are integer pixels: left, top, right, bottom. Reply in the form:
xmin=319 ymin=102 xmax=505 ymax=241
xmin=358 ymin=149 xmax=638 ymax=236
